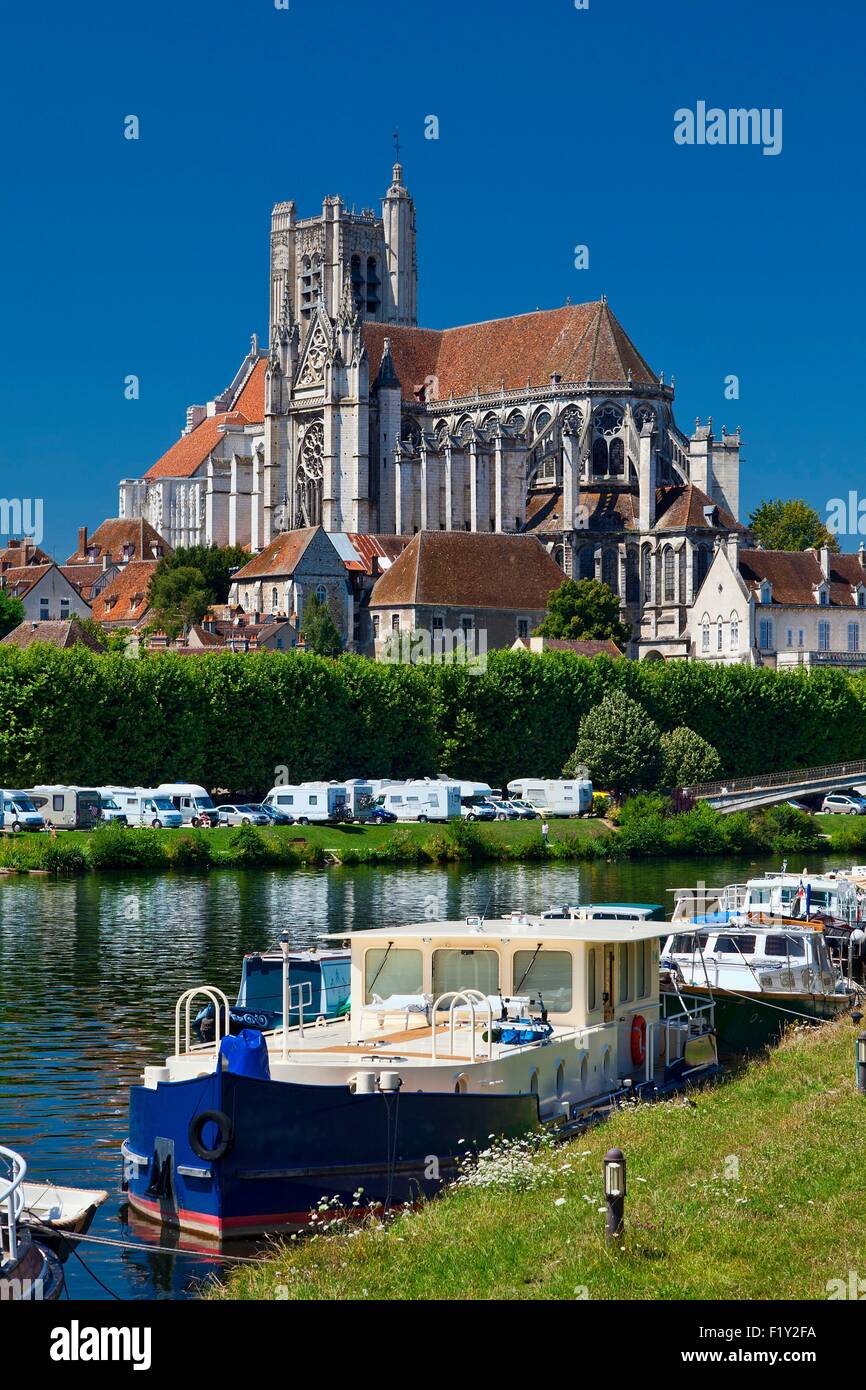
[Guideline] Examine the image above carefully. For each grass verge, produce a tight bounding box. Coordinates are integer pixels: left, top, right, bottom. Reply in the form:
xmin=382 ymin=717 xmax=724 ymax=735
xmin=209 ymin=1017 xmax=866 ymax=1301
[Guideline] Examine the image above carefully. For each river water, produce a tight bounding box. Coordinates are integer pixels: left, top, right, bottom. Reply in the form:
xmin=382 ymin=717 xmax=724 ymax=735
xmin=0 ymin=851 xmax=851 ymax=1300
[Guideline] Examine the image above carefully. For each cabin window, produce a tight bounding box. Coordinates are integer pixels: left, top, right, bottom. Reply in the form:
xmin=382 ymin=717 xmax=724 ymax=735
xmin=587 ymin=948 xmax=597 ymax=1010
xmin=275 ymin=795 xmax=293 ymax=806
xmin=364 ymin=947 xmax=423 ymax=1003
xmin=432 ymin=948 xmax=499 ymax=1000
xmin=52 ymin=796 xmax=64 ymax=812
xmin=309 ymin=795 xmax=317 ymax=806
xmin=764 ymin=935 xmax=805 ymax=958
xmin=512 ymin=949 xmax=573 ymax=1012
xmin=618 ymin=945 xmax=631 ymax=1002
xmin=715 ymin=934 xmax=757 ymax=956
xmin=636 ymin=939 xmax=651 ymax=997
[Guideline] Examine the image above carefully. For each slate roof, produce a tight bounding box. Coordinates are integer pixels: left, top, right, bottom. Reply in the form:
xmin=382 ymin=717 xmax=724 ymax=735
xmin=1 ymin=619 xmax=104 ymax=652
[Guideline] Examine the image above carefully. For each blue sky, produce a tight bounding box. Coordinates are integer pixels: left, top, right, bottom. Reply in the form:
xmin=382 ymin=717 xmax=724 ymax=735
xmin=2 ymin=0 xmax=863 ymax=554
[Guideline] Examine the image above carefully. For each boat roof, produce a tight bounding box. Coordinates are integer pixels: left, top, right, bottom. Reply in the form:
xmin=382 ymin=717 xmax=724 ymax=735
xmin=322 ymin=916 xmax=671 ymax=945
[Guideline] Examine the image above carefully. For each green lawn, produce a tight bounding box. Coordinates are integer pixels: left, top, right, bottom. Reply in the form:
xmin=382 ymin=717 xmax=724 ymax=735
xmin=211 ymin=1017 xmax=866 ymax=1301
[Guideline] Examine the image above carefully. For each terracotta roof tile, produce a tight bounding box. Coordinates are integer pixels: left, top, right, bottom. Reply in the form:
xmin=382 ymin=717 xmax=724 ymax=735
xmin=91 ymin=560 xmax=159 ymax=625
xmin=144 ymin=412 xmax=249 ymax=481
xmin=368 ymin=531 xmax=565 ymax=610
xmin=362 ymin=300 xmax=656 ymax=402
xmin=67 ymin=518 xmax=171 ymax=565
xmin=738 ymin=549 xmax=866 ymax=607
xmin=0 ymin=619 xmax=104 ymax=652
xmin=230 ymin=528 xmax=320 ymax=581
xmin=230 ymin=358 xmax=267 ymax=422
xmin=530 ymin=637 xmax=623 ymax=657
xmin=654 ymin=483 xmax=743 ymax=532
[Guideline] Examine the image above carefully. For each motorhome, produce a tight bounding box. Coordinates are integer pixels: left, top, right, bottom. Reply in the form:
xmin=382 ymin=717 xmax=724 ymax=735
xmin=97 ymin=793 xmax=128 ymax=826
xmin=376 ymin=780 xmax=460 ymax=822
xmin=506 ymin=777 xmax=593 ymax=817
xmin=155 ymin=783 xmax=218 ymax=826
xmin=263 ymin=782 xmax=349 ymax=824
xmin=342 ymin=779 xmax=375 ymax=816
xmin=0 ymin=790 xmax=46 ymax=832
xmin=98 ymin=788 xmax=183 ymax=829
xmin=28 ymin=786 xmax=101 ymax=831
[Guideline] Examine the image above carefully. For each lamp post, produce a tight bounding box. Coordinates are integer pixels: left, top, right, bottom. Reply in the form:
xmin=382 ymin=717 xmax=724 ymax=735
xmin=603 ymin=1147 xmax=626 ymax=1244
xmin=857 ymin=1032 xmax=866 ymax=1096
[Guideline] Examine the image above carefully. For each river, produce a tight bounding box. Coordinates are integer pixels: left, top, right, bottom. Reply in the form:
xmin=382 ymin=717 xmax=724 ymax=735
xmin=0 ymin=851 xmax=851 ymax=1300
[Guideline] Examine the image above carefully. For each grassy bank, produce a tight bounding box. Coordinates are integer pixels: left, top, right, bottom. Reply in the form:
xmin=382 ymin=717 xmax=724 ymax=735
xmin=210 ymin=1017 xmax=866 ymax=1301
xmin=0 ymin=799 xmax=844 ymax=876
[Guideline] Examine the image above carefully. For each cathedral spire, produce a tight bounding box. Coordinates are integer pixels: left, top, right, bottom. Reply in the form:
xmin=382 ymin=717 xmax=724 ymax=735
xmin=374 ymin=336 xmax=401 ymax=390
xmin=337 ymin=265 xmax=358 ymax=328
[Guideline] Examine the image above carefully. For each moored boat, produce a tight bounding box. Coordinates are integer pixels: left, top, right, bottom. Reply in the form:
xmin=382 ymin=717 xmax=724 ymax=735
xmin=195 ymin=941 xmax=351 ymax=1040
xmin=1 ymin=1145 xmax=65 ymax=1300
xmin=122 ymin=912 xmax=720 ymax=1240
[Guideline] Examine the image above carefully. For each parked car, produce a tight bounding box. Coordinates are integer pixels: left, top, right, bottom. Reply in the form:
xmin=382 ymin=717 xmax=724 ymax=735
xmin=351 ymin=797 xmax=397 ymax=825
xmin=785 ymin=799 xmax=814 ymax=814
xmin=258 ymin=803 xmax=295 ymax=827
xmin=484 ymin=798 xmax=520 ymax=821
xmin=217 ymin=804 xmax=270 ymax=827
xmin=507 ymin=799 xmax=540 ymax=819
xmin=821 ymin=792 xmax=866 ymax=815
xmin=460 ymin=794 xmax=495 ymax=822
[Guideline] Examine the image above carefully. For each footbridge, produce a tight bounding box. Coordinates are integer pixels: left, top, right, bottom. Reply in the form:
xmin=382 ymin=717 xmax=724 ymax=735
xmin=686 ymin=759 xmax=866 ymax=813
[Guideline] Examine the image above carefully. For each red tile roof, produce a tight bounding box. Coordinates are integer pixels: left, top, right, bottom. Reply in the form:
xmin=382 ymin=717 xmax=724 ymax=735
xmin=144 ymin=411 xmax=249 ymax=481
xmin=362 ymin=300 xmax=656 ymax=401
xmin=525 ymin=637 xmax=623 ymax=657
xmin=368 ymin=531 xmax=565 ymax=610
xmin=345 ymin=533 xmax=412 ymax=575
xmin=230 ymin=528 xmax=319 ymax=581
xmin=737 ymin=549 xmax=866 ymax=607
xmin=0 ymin=540 xmax=51 ymax=569
xmin=67 ymin=518 xmax=172 ymax=564
xmin=230 ymin=358 xmax=267 ymax=422
xmin=91 ymin=561 xmax=159 ymax=625
xmin=654 ymin=484 xmax=743 ymax=533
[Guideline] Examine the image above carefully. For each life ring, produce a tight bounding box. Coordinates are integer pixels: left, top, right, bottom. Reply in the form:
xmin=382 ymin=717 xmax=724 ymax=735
xmin=630 ymin=1014 xmax=647 ymax=1068
xmin=188 ymin=1108 xmax=233 ymax=1163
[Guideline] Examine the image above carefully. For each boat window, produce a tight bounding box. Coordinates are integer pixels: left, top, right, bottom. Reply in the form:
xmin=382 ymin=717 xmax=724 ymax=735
xmin=364 ymin=948 xmax=423 ymax=1003
xmin=636 ymin=939 xmax=651 ymax=996
xmin=749 ymin=888 xmax=772 ymax=906
xmin=764 ymin=935 xmax=805 ymax=958
xmin=618 ymin=945 xmax=631 ymax=1002
xmin=714 ymin=935 xmax=757 ymax=955
xmin=587 ymin=948 xmax=597 ymax=1010
xmin=432 ymin=949 xmax=499 ymax=999
xmin=512 ymin=949 xmax=572 ymax=1012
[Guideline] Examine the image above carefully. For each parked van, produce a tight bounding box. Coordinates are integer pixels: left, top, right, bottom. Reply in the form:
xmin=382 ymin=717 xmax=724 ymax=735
xmin=377 ymin=780 xmax=460 ymax=823
xmin=0 ymin=790 xmax=46 ymax=832
xmin=342 ymin=779 xmax=375 ymax=816
xmin=28 ymin=786 xmax=101 ymax=831
xmin=263 ymin=782 xmax=349 ymax=824
xmin=98 ymin=788 xmax=183 ymax=829
xmin=452 ymin=780 xmax=497 ymax=822
xmin=506 ymin=777 xmax=593 ymax=817
xmin=97 ymin=793 xmax=128 ymax=826
xmin=155 ymin=783 xmax=217 ymax=826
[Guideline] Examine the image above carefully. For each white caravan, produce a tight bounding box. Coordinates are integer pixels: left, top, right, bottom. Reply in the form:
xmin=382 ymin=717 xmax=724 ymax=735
xmin=506 ymin=777 xmax=593 ymax=816
xmin=376 ymin=780 xmax=460 ymax=822
xmin=0 ymin=790 xmax=46 ymax=832
xmin=263 ymin=782 xmax=349 ymax=824
xmin=156 ymin=783 xmax=218 ymax=826
xmin=341 ymin=780 xmax=375 ymax=815
xmin=99 ymin=788 xmax=183 ymax=829
xmin=28 ymin=786 xmax=101 ymax=830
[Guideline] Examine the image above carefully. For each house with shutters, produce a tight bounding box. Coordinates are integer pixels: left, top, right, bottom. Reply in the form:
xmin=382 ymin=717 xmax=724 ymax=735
xmin=687 ymin=538 xmax=866 ymax=669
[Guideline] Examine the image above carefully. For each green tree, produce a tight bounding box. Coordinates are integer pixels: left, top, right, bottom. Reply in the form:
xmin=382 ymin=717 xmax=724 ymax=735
xmin=300 ymin=594 xmax=343 ymax=656
xmin=75 ymin=617 xmax=131 ymax=653
xmin=659 ymin=725 xmax=722 ymax=787
xmin=748 ymin=498 xmax=839 ymax=553
xmin=152 ymin=544 xmax=249 ymax=605
xmin=149 ymin=566 xmax=212 ymax=639
xmin=0 ymin=590 xmax=24 ymax=639
xmin=564 ymin=689 xmax=662 ymax=794
xmin=535 ymin=578 xmax=631 ymax=647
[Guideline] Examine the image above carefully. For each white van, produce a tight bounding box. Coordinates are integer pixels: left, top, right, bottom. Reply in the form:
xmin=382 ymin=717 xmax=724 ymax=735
xmin=506 ymin=777 xmax=593 ymax=817
xmin=377 ymin=780 xmax=460 ymax=823
xmin=263 ymin=782 xmax=349 ymax=824
xmin=450 ymin=780 xmax=497 ymax=822
xmin=97 ymin=793 xmax=128 ymax=825
xmin=1 ymin=790 xmax=46 ymax=832
xmin=99 ymin=788 xmax=183 ymax=829
xmin=28 ymin=786 xmax=101 ymax=831
xmin=155 ymin=783 xmax=217 ymax=826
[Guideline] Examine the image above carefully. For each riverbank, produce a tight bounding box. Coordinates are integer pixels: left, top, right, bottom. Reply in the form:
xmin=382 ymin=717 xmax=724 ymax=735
xmin=0 ymin=802 xmax=859 ymax=875
xmin=210 ymin=1016 xmax=865 ymax=1301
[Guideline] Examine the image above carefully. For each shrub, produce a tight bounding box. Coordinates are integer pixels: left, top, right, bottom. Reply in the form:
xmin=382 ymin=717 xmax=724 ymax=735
xmin=167 ymin=831 xmax=213 ymax=869
xmin=225 ymin=824 xmax=274 ymax=866
xmin=40 ymin=837 xmax=88 ymax=874
xmin=86 ymin=824 xmax=169 ymax=870
xmin=659 ymin=726 xmax=722 ymax=787
xmin=565 ymin=691 xmax=663 ymax=794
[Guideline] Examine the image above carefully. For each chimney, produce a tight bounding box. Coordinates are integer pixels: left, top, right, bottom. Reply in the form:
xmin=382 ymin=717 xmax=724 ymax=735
xmin=102 ymin=553 xmax=110 ymax=572
xmin=820 ymin=545 xmax=830 ymax=581
xmin=727 ymin=532 xmax=740 ymax=567
xmin=78 ymin=526 xmax=87 ymax=556
xmin=638 ymin=420 xmax=657 ymax=532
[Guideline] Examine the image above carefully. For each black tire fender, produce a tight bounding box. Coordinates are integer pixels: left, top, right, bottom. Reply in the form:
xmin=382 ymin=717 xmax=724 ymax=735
xmin=188 ymin=1108 xmax=233 ymax=1163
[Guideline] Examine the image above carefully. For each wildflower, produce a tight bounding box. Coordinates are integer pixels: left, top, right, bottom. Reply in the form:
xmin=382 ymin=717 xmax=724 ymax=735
xmin=554 ymin=1197 xmax=567 ymax=1207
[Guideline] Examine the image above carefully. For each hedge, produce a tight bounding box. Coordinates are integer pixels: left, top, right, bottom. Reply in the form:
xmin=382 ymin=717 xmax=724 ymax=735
xmin=0 ymin=646 xmax=863 ymax=794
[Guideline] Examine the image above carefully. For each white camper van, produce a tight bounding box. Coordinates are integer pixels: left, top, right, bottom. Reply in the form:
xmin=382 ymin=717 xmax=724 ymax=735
xmin=377 ymin=780 xmax=460 ymax=822
xmin=99 ymin=788 xmax=183 ymax=829
xmin=0 ymin=790 xmax=46 ymax=832
xmin=155 ymin=783 xmax=217 ymax=826
xmin=97 ymin=793 xmax=128 ymax=825
xmin=452 ymin=780 xmax=497 ymax=822
xmin=263 ymin=782 xmax=349 ymax=824
xmin=28 ymin=786 xmax=101 ymax=831
xmin=506 ymin=777 xmax=593 ymax=817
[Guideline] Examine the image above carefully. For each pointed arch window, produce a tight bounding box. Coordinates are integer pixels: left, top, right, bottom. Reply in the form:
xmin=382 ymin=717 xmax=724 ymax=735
xmin=602 ymin=548 xmax=618 ymax=595
xmin=366 ymin=257 xmax=380 ymax=315
xmin=663 ymin=547 xmax=675 ymax=603
xmin=579 ymin=547 xmax=595 ymax=581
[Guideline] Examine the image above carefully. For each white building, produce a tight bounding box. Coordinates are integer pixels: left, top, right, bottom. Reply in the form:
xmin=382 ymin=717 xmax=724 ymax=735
xmin=687 ymin=539 xmax=866 ymax=669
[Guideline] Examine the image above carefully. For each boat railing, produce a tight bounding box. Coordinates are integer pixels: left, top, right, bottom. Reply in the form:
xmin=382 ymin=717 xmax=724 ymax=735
xmin=175 ymin=986 xmax=231 ymax=1056
xmin=649 ymin=999 xmax=716 ymax=1083
xmin=669 ymin=883 xmax=747 ymax=919
xmin=0 ymin=1144 xmax=27 ymax=1264
xmin=431 ymin=990 xmax=493 ymax=1063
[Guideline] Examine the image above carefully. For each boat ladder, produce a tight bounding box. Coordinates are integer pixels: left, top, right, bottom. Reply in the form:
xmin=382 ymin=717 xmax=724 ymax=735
xmin=431 ymin=989 xmax=493 ymax=1062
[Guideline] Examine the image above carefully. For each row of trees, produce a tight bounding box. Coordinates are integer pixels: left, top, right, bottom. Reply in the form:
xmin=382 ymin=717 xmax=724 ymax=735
xmin=0 ymin=644 xmax=863 ymax=794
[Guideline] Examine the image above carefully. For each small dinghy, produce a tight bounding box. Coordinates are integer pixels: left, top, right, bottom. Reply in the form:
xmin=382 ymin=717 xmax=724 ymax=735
xmin=1 ymin=1145 xmax=66 ymax=1300
xmin=19 ymin=1179 xmax=108 ymax=1259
